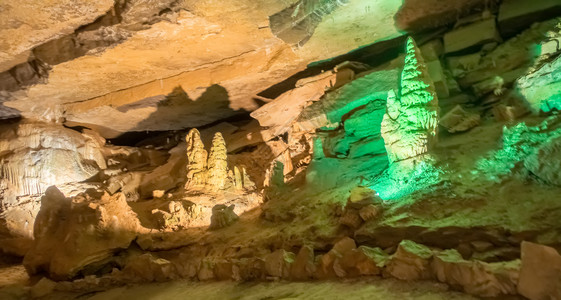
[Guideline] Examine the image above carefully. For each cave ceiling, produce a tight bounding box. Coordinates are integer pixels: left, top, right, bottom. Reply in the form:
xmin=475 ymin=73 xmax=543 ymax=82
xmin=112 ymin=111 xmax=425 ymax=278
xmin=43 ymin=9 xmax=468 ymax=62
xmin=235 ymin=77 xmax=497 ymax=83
xmin=0 ymin=0 xmax=405 ymax=138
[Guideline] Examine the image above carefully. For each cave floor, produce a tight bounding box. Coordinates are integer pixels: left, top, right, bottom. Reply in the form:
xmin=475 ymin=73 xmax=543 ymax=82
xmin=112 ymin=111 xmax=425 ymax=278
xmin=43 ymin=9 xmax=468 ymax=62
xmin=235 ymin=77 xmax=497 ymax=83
xmin=35 ymin=279 xmax=482 ymax=300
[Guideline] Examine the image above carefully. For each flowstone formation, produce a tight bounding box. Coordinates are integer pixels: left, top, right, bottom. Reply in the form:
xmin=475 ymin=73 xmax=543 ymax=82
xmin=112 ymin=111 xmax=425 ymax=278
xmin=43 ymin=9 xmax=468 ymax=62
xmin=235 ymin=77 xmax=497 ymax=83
xmin=381 ymin=37 xmax=439 ymax=165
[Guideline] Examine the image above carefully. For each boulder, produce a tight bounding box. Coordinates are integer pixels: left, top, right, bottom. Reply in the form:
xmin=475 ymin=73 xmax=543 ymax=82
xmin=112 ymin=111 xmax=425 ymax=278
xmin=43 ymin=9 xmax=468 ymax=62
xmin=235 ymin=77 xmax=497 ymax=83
xmin=290 ymin=245 xmax=315 ymax=280
xmin=333 ymin=246 xmax=388 ymax=277
xmin=385 ymin=240 xmax=433 ymax=281
xmin=518 ymin=241 xmax=561 ymax=300
xmin=264 ymin=249 xmax=295 ymax=279
xmin=432 ymin=249 xmax=519 ymax=297
xmin=315 ymin=237 xmax=357 ymax=279
xmin=23 ymin=187 xmax=143 ymax=280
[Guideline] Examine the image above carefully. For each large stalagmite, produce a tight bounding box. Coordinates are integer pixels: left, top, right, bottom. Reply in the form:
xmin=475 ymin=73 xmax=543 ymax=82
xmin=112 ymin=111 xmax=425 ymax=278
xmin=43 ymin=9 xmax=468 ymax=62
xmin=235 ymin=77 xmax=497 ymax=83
xmin=185 ymin=129 xmax=208 ymax=189
xmin=207 ymin=132 xmax=229 ymax=190
xmin=381 ymin=37 xmax=439 ymax=164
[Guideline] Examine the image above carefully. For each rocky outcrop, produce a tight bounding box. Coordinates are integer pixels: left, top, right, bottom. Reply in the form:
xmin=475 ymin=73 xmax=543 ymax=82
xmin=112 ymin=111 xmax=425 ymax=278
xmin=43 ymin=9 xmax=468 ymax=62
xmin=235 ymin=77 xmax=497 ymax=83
xmin=0 ymin=122 xmax=106 ymax=255
xmin=23 ymin=187 xmax=143 ymax=280
xmin=381 ymin=37 xmax=439 ymax=164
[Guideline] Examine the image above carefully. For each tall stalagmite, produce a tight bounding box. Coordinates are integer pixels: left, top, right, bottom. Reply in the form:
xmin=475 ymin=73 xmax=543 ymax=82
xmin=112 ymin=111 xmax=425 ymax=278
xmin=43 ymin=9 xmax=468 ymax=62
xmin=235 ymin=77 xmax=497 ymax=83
xmin=185 ymin=129 xmax=208 ymax=188
xmin=207 ymin=132 xmax=229 ymax=190
xmin=381 ymin=37 xmax=439 ymax=164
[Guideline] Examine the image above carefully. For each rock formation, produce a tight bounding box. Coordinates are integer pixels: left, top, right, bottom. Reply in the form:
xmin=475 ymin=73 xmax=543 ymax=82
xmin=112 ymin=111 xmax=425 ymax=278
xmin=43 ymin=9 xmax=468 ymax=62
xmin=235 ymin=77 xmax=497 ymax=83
xmin=381 ymin=37 xmax=439 ymax=165
xmin=23 ymin=187 xmax=143 ymax=280
xmin=185 ymin=129 xmax=208 ymax=189
xmin=209 ymin=204 xmax=239 ymax=230
xmin=207 ymin=132 xmax=229 ymax=190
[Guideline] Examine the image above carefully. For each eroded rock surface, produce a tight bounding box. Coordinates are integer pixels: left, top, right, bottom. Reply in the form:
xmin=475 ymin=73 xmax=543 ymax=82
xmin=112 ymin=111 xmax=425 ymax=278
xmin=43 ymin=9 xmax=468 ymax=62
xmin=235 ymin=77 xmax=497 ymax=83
xmin=23 ymin=187 xmax=144 ymax=280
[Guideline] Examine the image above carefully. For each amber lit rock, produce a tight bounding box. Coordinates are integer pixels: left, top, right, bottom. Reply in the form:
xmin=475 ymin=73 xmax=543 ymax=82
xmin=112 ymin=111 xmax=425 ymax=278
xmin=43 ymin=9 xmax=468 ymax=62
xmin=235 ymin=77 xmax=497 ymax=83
xmin=265 ymin=249 xmax=295 ymax=279
xmin=209 ymin=204 xmax=239 ymax=230
xmin=290 ymin=245 xmax=315 ymax=280
xmin=23 ymin=187 xmax=143 ymax=280
xmin=185 ymin=129 xmax=208 ymax=189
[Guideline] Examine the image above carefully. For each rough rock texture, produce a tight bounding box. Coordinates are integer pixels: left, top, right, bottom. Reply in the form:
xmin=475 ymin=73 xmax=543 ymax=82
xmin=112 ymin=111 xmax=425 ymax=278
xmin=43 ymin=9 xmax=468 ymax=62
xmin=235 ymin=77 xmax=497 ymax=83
xmin=0 ymin=122 xmax=106 ymax=200
xmin=3 ymin=0 xmax=404 ymax=136
xmin=439 ymin=105 xmax=481 ymax=133
xmin=517 ymin=54 xmax=561 ymax=113
xmin=23 ymin=187 xmax=143 ymax=280
xmin=0 ymin=122 xmax=106 ymax=255
xmin=394 ymin=0 xmax=497 ymax=31
xmin=209 ymin=204 xmax=239 ymax=230
xmin=517 ymin=241 xmax=561 ymax=300
xmin=381 ymin=38 xmax=439 ymax=164
xmin=432 ymin=249 xmax=519 ymax=297
xmin=207 ymin=133 xmax=229 ymax=190
xmin=525 ymin=136 xmax=561 ymax=186
xmin=385 ymin=240 xmax=433 ymax=281
xmin=185 ymin=129 xmax=208 ymax=189
xmin=0 ymin=0 xmax=114 ymax=71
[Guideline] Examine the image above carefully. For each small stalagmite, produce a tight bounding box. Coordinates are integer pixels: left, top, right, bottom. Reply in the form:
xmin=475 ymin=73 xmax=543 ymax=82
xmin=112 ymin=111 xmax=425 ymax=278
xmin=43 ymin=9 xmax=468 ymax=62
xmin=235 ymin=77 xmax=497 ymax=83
xmin=207 ymin=132 xmax=229 ymax=190
xmin=185 ymin=129 xmax=208 ymax=189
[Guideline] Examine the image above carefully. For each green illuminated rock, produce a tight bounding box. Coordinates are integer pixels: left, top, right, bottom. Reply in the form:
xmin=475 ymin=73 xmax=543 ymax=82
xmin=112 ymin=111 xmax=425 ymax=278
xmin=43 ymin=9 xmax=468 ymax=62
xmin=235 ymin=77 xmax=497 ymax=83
xmin=381 ymin=37 xmax=439 ymax=164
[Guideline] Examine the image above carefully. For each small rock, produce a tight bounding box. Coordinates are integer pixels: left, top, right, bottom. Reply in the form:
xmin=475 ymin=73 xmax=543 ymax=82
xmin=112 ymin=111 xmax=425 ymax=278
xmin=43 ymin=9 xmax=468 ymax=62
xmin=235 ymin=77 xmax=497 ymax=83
xmin=152 ymin=190 xmax=165 ymax=198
